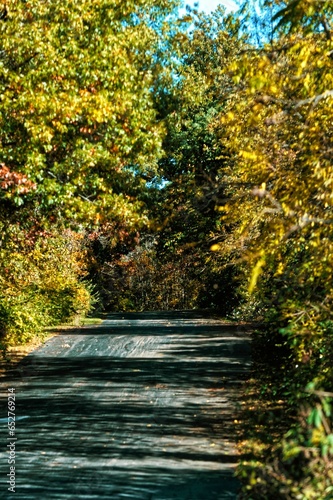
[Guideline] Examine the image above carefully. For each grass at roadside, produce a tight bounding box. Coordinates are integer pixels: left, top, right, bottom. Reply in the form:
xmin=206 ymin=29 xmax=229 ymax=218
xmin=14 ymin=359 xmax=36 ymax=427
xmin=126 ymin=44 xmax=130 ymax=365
xmin=236 ymin=329 xmax=295 ymax=499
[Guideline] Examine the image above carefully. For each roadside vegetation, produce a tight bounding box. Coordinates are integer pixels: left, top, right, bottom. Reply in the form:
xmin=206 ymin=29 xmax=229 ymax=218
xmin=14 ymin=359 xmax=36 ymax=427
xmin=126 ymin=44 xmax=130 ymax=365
xmin=1 ymin=0 xmax=332 ymax=497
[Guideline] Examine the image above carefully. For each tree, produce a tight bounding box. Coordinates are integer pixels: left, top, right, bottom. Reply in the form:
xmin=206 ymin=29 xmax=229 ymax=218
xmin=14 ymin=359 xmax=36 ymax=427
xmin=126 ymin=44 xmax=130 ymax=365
xmin=0 ymin=0 xmax=180 ymax=225
xmin=0 ymin=0 xmax=181 ymax=346
xmin=150 ymin=7 xmax=246 ymax=312
xmin=82 ymin=7 xmax=247 ymax=315
xmin=213 ymin=0 xmax=333 ymax=495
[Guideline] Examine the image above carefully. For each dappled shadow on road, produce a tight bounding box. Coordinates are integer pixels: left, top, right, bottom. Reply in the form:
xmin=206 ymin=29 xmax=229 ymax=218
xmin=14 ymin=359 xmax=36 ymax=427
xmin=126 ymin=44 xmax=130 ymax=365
xmin=0 ymin=312 xmax=251 ymax=500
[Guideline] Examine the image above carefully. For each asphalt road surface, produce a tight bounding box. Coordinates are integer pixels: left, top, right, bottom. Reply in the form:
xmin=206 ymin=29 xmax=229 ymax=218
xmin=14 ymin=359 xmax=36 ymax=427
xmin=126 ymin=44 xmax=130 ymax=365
xmin=0 ymin=311 xmax=251 ymax=500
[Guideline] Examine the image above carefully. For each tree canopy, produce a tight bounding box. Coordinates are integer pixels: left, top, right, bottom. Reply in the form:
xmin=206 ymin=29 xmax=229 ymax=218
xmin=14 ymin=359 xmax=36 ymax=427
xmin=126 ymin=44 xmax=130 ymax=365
xmin=1 ymin=1 xmax=333 ymax=496
xmin=0 ymin=0 xmax=181 ymax=345
xmin=210 ymin=1 xmax=333 ymax=495
xmin=0 ymin=0 xmax=179 ymax=226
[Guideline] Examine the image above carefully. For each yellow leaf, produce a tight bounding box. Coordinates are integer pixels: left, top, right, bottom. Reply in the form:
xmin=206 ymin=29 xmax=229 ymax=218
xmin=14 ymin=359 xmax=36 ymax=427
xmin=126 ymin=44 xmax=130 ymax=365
xmin=248 ymin=258 xmax=266 ymax=293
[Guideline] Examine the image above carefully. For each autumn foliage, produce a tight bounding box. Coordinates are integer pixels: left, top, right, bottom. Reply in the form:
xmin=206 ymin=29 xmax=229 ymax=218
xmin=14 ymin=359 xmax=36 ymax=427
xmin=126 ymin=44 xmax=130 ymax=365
xmin=0 ymin=0 xmax=179 ymax=347
xmin=0 ymin=164 xmax=36 ymax=194
xmin=1 ymin=0 xmax=333 ymax=496
xmin=207 ymin=1 xmax=333 ymax=496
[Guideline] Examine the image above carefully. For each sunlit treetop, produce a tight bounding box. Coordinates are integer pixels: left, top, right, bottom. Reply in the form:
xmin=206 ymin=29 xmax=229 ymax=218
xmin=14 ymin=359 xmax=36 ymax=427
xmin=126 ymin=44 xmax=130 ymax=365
xmin=0 ymin=0 xmax=180 ymax=226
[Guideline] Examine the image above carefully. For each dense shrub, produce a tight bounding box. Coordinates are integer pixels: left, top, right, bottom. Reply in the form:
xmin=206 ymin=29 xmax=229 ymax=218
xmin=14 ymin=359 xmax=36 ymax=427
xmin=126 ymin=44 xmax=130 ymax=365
xmin=86 ymin=232 xmax=239 ymax=313
xmin=0 ymin=227 xmax=92 ymax=347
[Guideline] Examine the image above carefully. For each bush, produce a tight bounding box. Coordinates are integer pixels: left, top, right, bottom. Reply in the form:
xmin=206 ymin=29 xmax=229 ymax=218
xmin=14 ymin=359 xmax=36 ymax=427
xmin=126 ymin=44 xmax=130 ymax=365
xmin=0 ymin=228 xmax=93 ymax=348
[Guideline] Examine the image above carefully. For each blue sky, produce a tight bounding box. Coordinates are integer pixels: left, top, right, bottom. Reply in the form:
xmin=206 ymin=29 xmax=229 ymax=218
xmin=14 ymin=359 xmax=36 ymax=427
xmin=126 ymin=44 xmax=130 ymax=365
xmin=181 ymin=0 xmax=238 ymax=14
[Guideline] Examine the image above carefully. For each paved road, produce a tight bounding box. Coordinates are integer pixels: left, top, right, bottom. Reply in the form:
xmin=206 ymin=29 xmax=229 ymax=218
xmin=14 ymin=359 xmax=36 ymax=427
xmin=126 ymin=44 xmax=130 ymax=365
xmin=0 ymin=312 xmax=251 ymax=500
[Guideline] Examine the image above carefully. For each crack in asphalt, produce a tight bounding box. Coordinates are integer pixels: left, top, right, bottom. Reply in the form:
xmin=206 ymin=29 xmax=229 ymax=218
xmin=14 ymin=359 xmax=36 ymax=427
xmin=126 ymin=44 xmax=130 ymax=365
xmin=0 ymin=311 xmax=251 ymax=500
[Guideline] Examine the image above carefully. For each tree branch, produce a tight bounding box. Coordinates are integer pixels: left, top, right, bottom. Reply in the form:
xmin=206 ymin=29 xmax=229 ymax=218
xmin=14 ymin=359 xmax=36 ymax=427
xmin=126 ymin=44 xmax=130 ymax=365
xmin=321 ymin=16 xmax=332 ymax=41
xmin=295 ymin=90 xmax=333 ymax=109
